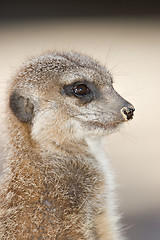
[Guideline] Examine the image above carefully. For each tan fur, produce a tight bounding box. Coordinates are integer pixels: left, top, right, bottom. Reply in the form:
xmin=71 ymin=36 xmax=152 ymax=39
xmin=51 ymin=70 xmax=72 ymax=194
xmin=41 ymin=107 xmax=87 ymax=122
xmin=0 ymin=51 xmax=134 ymax=239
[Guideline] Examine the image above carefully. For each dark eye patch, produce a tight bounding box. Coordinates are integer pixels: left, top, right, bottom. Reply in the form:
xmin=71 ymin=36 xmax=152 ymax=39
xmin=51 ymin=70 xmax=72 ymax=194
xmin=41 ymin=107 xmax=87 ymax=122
xmin=62 ymin=81 xmax=100 ymax=103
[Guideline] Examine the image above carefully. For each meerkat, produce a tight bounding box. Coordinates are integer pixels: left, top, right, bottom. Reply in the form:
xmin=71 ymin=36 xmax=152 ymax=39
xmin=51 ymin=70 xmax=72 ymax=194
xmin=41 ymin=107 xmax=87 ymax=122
xmin=0 ymin=51 xmax=134 ymax=240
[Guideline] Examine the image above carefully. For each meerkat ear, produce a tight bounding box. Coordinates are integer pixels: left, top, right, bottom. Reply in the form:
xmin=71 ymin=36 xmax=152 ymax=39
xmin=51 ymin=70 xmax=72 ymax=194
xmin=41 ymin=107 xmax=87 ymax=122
xmin=9 ymin=90 xmax=34 ymax=123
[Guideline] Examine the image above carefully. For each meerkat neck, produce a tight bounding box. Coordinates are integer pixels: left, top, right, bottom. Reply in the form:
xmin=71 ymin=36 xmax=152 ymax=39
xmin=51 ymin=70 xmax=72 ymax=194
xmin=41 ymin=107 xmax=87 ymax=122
xmin=5 ymin=118 xmax=96 ymax=180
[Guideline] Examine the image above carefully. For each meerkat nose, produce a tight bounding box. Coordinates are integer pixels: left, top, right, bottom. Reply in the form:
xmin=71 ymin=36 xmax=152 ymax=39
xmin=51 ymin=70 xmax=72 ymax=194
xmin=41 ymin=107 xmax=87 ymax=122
xmin=121 ymin=104 xmax=135 ymax=120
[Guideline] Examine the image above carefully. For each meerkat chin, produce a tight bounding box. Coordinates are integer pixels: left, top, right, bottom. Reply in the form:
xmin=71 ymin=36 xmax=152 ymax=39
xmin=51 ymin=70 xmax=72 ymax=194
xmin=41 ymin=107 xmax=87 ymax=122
xmin=0 ymin=51 xmax=134 ymax=240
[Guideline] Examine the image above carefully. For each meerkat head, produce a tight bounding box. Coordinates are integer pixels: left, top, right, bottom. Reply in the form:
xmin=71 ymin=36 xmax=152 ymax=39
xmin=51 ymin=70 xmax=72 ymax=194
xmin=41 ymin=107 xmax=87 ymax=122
xmin=9 ymin=52 xmax=135 ymax=150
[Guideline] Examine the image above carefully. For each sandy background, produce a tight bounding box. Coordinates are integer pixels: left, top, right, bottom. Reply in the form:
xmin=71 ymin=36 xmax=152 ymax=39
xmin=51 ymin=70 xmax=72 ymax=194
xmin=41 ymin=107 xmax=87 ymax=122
xmin=0 ymin=18 xmax=160 ymax=239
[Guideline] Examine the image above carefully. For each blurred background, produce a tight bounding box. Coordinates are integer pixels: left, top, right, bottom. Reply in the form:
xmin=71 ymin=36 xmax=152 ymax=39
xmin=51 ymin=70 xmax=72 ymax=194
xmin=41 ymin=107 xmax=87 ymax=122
xmin=0 ymin=0 xmax=160 ymax=239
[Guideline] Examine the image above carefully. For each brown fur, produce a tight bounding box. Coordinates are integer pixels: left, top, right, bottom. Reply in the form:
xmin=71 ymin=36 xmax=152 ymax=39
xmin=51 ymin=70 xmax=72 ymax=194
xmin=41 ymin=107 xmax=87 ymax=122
xmin=0 ymin=51 xmax=134 ymax=239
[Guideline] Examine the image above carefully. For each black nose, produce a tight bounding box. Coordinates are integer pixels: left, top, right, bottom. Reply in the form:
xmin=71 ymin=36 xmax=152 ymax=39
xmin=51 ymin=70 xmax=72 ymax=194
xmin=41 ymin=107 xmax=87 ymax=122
xmin=121 ymin=105 xmax=135 ymax=120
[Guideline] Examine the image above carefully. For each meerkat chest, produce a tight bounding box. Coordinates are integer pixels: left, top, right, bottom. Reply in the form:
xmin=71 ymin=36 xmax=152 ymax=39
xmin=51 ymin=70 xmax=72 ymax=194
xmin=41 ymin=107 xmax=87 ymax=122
xmin=86 ymin=137 xmax=115 ymax=193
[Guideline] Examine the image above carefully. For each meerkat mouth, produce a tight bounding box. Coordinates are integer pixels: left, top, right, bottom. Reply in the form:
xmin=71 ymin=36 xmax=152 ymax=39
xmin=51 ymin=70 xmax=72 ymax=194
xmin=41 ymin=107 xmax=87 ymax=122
xmin=86 ymin=120 xmax=123 ymax=130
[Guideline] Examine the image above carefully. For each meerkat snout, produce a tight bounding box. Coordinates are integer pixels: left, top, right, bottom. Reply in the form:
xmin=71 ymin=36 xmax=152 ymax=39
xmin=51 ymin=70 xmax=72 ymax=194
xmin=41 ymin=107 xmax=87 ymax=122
xmin=121 ymin=104 xmax=135 ymax=120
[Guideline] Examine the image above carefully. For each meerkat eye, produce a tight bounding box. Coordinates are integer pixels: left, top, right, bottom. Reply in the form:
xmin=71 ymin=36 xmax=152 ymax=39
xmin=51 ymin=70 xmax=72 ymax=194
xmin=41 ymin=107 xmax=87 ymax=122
xmin=73 ymin=84 xmax=91 ymax=96
xmin=62 ymin=81 xmax=100 ymax=103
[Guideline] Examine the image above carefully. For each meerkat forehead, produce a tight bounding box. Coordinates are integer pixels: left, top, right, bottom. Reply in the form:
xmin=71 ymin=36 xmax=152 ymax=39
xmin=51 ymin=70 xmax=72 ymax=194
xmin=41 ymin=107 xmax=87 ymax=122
xmin=13 ymin=51 xmax=112 ymax=91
